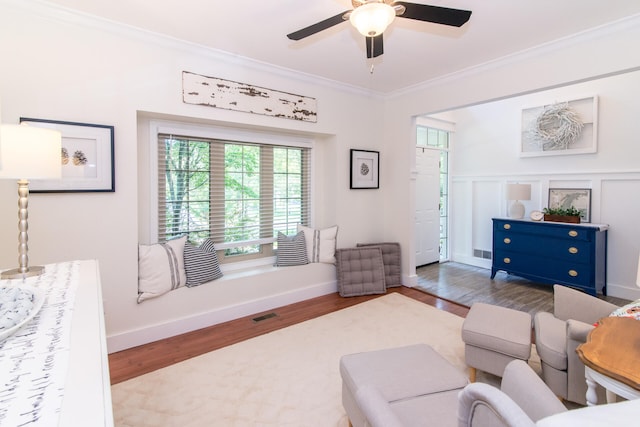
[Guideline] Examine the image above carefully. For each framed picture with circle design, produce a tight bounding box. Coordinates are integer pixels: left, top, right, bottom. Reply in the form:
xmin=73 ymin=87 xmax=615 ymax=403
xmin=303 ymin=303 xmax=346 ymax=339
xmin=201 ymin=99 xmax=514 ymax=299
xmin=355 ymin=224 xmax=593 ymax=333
xmin=350 ymin=149 xmax=379 ymax=189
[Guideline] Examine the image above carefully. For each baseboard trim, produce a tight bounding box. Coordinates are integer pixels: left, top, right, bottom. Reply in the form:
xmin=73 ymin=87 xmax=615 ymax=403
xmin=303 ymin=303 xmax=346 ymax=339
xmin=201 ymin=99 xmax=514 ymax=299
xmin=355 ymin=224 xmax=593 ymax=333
xmin=606 ymin=282 xmax=640 ymax=301
xmin=107 ymin=280 xmax=337 ymax=353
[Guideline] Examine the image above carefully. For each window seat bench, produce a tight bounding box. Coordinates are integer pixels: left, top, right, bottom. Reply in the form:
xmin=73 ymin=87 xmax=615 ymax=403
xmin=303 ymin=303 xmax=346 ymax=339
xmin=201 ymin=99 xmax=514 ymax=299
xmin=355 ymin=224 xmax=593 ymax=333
xmin=108 ymin=262 xmax=337 ymax=352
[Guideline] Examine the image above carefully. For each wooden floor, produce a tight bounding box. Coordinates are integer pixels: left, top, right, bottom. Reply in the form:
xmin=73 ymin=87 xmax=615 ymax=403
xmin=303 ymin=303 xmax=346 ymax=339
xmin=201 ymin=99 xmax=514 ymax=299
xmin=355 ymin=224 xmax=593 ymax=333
xmin=416 ymin=262 xmax=629 ymax=317
xmin=109 ymin=261 xmax=629 ymax=386
xmin=108 ymin=286 xmax=469 ymax=385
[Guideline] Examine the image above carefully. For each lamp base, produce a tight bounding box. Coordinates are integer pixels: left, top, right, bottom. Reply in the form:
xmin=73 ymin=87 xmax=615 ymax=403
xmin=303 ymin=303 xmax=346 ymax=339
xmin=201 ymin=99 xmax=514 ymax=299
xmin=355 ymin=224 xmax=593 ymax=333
xmin=509 ymin=200 xmax=525 ymax=219
xmin=1 ymin=265 xmax=45 ymax=280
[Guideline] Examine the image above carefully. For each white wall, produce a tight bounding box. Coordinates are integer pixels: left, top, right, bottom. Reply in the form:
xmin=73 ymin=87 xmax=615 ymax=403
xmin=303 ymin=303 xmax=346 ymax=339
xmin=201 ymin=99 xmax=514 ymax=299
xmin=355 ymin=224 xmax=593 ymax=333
xmin=382 ymin=15 xmax=640 ymax=300
xmin=0 ymin=1 xmax=389 ymax=350
xmin=445 ymin=70 xmax=640 ymax=300
xmin=2 ymin=1 xmax=639 ymax=351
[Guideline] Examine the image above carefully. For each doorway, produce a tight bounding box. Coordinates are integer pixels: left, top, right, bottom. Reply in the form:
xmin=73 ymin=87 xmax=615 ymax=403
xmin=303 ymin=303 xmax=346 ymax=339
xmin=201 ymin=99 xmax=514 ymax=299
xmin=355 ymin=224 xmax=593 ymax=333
xmin=415 ymin=125 xmax=450 ymax=267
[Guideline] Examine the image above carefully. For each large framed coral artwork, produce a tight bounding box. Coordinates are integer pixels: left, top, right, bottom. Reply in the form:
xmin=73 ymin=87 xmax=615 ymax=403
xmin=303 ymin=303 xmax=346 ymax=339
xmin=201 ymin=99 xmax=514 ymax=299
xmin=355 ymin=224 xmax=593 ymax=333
xmin=19 ymin=117 xmax=115 ymax=192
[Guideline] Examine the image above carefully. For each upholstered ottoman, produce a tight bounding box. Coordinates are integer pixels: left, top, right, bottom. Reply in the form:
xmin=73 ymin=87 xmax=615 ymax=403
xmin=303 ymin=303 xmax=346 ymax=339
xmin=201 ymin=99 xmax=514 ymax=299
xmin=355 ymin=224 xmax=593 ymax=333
xmin=340 ymin=344 xmax=468 ymax=427
xmin=461 ymin=302 xmax=532 ymax=381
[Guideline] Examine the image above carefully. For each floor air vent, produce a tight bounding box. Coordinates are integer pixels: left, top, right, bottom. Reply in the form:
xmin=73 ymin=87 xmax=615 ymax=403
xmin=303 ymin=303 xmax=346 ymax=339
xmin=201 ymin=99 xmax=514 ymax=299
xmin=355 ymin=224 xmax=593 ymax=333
xmin=252 ymin=312 xmax=277 ymax=323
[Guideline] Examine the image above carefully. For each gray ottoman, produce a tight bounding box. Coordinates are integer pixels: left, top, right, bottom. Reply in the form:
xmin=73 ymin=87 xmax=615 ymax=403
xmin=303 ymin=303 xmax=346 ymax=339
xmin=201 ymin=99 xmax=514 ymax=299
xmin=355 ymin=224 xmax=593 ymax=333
xmin=461 ymin=302 xmax=532 ymax=381
xmin=340 ymin=344 xmax=468 ymax=427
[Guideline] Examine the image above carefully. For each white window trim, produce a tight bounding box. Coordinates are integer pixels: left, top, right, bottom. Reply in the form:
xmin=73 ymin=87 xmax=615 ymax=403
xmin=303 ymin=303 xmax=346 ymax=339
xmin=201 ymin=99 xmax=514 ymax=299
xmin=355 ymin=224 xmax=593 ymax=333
xmin=148 ymin=120 xmax=314 ymax=267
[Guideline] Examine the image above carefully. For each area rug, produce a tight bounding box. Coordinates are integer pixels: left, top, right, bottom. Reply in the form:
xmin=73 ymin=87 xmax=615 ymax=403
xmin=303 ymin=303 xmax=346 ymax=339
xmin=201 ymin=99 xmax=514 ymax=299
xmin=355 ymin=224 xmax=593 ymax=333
xmin=111 ymin=293 xmax=534 ymax=426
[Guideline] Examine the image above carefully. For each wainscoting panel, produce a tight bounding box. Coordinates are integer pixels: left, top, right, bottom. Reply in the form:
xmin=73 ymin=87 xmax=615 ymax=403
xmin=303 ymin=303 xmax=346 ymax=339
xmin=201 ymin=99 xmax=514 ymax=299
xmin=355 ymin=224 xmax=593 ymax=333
xmin=600 ymin=178 xmax=640 ymax=300
xmin=451 ymin=172 xmax=640 ymax=300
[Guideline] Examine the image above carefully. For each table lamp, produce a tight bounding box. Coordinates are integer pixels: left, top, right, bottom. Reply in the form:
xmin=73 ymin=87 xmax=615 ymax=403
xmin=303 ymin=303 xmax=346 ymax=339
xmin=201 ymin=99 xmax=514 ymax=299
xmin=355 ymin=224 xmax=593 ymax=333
xmin=0 ymin=123 xmax=61 ymax=279
xmin=507 ymin=183 xmax=531 ymax=219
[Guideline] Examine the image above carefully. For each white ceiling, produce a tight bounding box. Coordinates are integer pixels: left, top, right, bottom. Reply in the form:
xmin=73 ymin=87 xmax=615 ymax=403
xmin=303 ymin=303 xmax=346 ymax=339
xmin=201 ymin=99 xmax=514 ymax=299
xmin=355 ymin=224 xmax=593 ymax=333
xmin=42 ymin=0 xmax=640 ymax=94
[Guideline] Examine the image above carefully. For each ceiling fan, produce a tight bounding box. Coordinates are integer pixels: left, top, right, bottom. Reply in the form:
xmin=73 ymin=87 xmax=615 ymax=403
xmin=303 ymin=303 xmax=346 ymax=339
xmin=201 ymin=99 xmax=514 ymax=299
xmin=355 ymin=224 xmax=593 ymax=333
xmin=287 ymin=1 xmax=472 ymax=59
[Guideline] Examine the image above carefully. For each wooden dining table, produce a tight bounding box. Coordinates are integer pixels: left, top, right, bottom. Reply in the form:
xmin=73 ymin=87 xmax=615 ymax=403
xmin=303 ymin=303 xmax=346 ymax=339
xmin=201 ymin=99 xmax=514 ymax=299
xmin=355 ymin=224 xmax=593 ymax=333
xmin=576 ymin=316 xmax=640 ymax=406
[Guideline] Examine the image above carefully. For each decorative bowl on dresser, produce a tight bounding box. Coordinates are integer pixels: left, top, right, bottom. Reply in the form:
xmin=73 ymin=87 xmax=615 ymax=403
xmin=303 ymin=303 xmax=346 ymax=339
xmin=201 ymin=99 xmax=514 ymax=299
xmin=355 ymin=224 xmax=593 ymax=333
xmin=491 ymin=218 xmax=608 ymax=296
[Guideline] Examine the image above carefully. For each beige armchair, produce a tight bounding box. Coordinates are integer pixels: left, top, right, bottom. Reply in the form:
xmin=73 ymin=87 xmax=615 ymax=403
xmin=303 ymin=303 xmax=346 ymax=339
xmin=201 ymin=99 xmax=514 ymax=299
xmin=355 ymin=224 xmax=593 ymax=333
xmin=354 ymin=359 xmax=640 ymax=427
xmin=533 ymin=285 xmax=619 ymax=405
xmin=354 ymin=360 xmax=566 ymax=427
xmin=458 ymin=360 xmax=640 ymax=427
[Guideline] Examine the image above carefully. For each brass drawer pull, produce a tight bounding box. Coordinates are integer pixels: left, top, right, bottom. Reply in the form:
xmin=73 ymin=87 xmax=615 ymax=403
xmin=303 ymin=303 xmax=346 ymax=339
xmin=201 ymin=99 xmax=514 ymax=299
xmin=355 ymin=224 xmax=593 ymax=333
xmin=568 ymin=247 xmax=578 ymax=254
xmin=568 ymin=270 xmax=578 ymax=277
xmin=568 ymin=230 xmax=578 ymax=237
xmin=503 ymin=224 xmax=511 ymax=230
xmin=504 ymin=257 xmax=511 ymax=264
xmin=504 ymin=238 xmax=511 ymax=244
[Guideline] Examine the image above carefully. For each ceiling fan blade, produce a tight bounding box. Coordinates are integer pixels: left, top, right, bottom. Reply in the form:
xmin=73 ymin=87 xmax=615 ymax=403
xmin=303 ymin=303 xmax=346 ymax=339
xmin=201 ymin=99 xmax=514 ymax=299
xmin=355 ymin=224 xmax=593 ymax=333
xmin=366 ymin=34 xmax=384 ymax=59
xmin=287 ymin=11 xmax=350 ymax=40
xmin=395 ymin=2 xmax=472 ymax=27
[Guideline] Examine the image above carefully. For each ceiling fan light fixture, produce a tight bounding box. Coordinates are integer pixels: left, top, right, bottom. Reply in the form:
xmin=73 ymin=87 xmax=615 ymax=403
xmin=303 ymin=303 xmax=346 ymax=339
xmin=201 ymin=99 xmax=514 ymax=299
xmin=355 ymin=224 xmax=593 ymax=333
xmin=349 ymin=2 xmax=396 ymax=37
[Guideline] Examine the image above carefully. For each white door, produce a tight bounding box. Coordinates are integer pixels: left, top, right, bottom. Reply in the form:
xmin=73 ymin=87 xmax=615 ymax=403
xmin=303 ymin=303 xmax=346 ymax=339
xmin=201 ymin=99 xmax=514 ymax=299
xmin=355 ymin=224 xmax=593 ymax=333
xmin=415 ymin=147 xmax=441 ymax=266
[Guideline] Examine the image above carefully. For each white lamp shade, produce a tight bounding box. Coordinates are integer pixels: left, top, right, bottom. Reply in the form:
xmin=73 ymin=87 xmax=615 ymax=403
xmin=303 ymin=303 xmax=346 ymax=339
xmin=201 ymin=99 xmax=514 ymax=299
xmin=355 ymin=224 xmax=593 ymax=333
xmin=349 ymin=2 xmax=395 ymax=37
xmin=507 ymin=183 xmax=531 ymax=201
xmin=636 ymin=253 xmax=640 ymax=288
xmin=0 ymin=124 xmax=62 ymax=180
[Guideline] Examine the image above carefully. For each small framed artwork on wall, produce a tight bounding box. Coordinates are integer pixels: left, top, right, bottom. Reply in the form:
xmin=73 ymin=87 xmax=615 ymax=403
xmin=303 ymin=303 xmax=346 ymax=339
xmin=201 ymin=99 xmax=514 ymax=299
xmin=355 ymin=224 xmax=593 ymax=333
xmin=548 ymin=188 xmax=591 ymax=222
xmin=19 ymin=117 xmax=115 ymax=192
xmin=350 ymin=149 xmax=379 ymax=189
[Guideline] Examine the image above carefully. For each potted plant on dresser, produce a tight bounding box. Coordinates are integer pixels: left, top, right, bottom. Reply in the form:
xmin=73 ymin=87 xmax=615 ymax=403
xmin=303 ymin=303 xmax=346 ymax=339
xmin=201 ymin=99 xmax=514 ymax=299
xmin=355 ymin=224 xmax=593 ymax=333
xmin=542 ymin=206 xmax=582 ymax=223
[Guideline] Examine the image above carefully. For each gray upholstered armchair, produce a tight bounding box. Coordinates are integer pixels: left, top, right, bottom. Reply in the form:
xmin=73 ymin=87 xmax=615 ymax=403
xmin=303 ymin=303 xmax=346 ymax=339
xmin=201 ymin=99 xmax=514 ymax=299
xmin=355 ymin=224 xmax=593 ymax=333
xmin=533 ymin=285 xmax=619 ymax=405
xmin=354 ymin=359 xmax=640 ymax=427
xmin=457 ymin=360 xmax=567 ymax=427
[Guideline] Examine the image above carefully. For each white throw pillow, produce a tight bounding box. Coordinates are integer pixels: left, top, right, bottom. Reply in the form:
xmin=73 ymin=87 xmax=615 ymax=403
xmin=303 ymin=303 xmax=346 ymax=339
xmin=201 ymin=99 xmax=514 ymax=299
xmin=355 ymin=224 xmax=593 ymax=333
xmin=297 ymin=224 xmax=338 ymax=264
xmin=138 ymin=236 xmax=187 ymax=303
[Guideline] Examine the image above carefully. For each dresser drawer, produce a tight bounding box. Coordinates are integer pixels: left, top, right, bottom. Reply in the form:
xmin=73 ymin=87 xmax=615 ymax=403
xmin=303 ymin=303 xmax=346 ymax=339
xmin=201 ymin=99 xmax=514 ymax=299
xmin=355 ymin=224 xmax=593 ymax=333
xmin=493 ymin=250 xmax=592 ymax=287
xmin=494 ymin=231 xmax=592 ymax=263
xmin=494 ymin=220 xmax=593 ymax=242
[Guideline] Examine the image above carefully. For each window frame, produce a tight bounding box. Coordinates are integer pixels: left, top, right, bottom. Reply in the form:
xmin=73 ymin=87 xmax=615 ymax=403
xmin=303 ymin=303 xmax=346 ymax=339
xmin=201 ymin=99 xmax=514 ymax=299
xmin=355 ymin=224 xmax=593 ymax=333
xmin=149 ymin=120 xmax=314 ymax=267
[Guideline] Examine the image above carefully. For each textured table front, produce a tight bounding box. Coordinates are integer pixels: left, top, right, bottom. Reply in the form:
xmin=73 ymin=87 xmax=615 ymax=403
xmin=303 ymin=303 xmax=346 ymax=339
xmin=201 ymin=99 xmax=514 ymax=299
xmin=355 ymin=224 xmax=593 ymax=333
xmin=0 ymin=261 xmax=80 ymax=426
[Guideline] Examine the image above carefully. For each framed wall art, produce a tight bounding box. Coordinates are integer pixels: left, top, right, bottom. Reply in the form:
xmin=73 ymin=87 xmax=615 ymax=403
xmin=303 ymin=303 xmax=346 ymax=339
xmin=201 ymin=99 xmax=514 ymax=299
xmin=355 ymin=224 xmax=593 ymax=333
xmin=20 ymin=118 xmax=115 ymax=192
xmin=548 ymin=188 xmax=591 ymax=222
xmin=520 ymin=96 xmax=598 ymax=157
xmin=350 ymin=149 xmax=379 ymax=189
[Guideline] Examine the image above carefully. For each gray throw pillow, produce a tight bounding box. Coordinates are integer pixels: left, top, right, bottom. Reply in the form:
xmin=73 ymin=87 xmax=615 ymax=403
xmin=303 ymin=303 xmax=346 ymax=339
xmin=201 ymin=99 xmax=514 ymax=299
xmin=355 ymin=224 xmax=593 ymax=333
xmin=275 ymin=231 xmax=308 ymax=267
xmin=184 ymin=238 xmax=223 ymax=287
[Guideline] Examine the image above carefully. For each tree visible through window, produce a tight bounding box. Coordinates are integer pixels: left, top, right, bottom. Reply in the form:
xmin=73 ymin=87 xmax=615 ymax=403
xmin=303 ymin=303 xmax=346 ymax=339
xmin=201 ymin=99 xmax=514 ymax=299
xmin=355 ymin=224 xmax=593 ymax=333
xmin=158 ymin=133 xmax=310 ymax=261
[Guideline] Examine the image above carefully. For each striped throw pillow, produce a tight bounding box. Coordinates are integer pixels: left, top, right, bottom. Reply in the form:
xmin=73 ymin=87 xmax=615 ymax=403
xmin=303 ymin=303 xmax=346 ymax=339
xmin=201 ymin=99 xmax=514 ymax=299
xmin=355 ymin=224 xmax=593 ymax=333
xmin=296 ymin=224 xmax=338 ymax=264
xmin=275 ymin=231 xmax=308 ymax=267
xmin=184 ymin=239 xmax=224 ymax=287
xmin=138 ymin=236 xmax=187 ymax=303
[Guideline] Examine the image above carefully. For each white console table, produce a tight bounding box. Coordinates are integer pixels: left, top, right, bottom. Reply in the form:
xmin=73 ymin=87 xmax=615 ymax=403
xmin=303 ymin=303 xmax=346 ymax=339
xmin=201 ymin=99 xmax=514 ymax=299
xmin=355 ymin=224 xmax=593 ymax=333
xmin=59 ymin=260 xmax=114 ymax=426
xmin=0 ymin=260 xmax=113 ymax=426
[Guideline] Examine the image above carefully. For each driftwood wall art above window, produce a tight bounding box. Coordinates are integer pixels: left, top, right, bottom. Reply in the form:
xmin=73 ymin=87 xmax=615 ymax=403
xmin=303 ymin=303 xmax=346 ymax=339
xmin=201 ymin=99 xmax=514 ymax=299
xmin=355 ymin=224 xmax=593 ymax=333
xmin=182 ymin=71 xmax=317 ymax=122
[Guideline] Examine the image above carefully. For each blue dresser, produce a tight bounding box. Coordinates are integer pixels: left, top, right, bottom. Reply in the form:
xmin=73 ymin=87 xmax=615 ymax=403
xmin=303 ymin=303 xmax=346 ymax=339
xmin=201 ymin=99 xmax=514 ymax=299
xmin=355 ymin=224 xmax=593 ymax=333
xmin=491 ymin=218 xmax=608 ymax=296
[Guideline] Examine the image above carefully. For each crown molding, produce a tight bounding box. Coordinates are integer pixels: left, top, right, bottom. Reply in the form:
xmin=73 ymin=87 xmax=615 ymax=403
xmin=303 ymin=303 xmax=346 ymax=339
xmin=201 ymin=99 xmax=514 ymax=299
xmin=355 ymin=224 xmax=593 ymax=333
xmin=6 ymin=0 xmax=637 ymax=101
xmin=386 ymin=13 xmax=640 ymax=100
xmin=6 ymin=0 xmax=384 ymax=100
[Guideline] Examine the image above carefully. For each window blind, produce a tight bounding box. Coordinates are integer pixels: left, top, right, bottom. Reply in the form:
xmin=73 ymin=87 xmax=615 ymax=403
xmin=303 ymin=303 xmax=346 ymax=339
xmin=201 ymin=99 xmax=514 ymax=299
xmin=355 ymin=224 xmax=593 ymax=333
xmin=157 ymin=133 xmax=311 ymax=259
